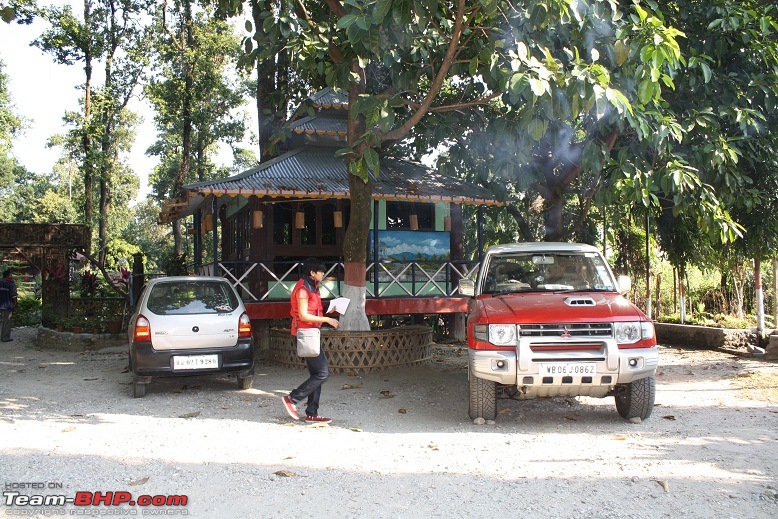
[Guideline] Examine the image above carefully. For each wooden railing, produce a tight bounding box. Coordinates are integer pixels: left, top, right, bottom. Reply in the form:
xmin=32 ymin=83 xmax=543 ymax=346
xmin=197 ymin=260 xmax=479 ymax=302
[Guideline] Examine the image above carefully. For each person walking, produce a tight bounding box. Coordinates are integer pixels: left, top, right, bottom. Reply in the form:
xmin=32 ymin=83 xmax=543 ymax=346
xmin=282 ymin=258 xmax=339 ymax=424
xmin=0 ymin=269 xmax=18 ymax=342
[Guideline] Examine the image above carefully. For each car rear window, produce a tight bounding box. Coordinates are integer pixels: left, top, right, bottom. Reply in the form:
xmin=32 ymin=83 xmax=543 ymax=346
xmin=146 ymin=280 xmax=240 ymax=315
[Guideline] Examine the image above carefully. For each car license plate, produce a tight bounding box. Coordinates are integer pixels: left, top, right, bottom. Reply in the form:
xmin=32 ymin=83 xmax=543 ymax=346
xmin=539 ymin=363 xmax=596 ymax=376
xmin=173 ymin=354 xmax=219 ymax=370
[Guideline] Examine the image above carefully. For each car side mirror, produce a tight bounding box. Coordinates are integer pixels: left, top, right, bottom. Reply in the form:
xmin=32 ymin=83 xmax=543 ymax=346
xmin=617 ymin=275 xmax=631 ymax=295
xmin=459 ymin=278 xmax=475 ymax=297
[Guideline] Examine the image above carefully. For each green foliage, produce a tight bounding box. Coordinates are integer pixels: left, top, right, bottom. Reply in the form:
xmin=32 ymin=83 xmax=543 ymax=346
xmin=121 ymin=198 xmax=170 ymax=272
xmin=145 ymin=6 xmax=251 ymax=201
xmin=103 ymin=238 xmax=140 ymax=272
xmin=11 ymin=296 xmax=41 ymax=327
xmin=159 ymin=251 xmax=189 ymax=276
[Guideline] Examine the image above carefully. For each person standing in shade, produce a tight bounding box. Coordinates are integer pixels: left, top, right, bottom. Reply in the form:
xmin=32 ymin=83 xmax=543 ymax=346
xmin=0 ymin=270 xmax=18 ymax=342
xmin=282 ymin=258 xmax=339 ymax=424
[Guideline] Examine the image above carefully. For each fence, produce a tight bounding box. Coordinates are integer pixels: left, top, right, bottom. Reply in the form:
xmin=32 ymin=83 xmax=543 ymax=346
xmin=196 ymin=260 xmax=479 ymax=302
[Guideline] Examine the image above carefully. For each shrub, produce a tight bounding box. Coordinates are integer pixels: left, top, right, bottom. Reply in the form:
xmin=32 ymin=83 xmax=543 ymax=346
xmin=11 ymin=296 xmax=41 ymax=327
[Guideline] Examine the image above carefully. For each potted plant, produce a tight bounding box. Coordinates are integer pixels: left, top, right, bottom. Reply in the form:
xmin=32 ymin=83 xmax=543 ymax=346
xmin=105 ymin=319 xmax=123 ymax=334
xmin=70 ymin=316 xmax=87 ymax=334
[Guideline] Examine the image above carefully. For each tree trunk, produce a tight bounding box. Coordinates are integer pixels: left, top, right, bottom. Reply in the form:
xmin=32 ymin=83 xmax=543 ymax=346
xmin=339 ymin=74 xmax=371 ymax=332
xmin=544 ymin=195 xmax=564 ymax=241
xmin=82 ymin=0 xmax=94 ymax=256
xmin=173 ymin=0 xmax=194 ymax=257
xmin=340 ymin=174 xmax=372 ymax=331
xmin=256 ymin=57 xmax=275 ymax=161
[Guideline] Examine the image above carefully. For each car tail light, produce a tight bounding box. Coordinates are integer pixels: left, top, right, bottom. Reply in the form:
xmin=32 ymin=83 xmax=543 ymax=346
xmin=239 ymin=313 xmax=252 ymax=338
xmin=134 ymin=315 xmax=151 ymax=342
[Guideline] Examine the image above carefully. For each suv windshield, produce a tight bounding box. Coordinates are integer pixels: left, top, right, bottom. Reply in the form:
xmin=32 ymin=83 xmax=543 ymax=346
xmin=483 ymin=252 xmax=617 ymax=293
xmin=146 ymin=280 xmax=239 ymax=315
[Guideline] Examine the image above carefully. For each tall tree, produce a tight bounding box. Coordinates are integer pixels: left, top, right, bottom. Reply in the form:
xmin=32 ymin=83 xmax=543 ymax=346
xmin=147 ymin=2 xmax=250 ymax=255
xmin=0 ymin=58 xmax=25 ymax=207
xmin=93 ymin=0 xmax=150 ymax=265
xmin=228 ymin=0 xmax=698 ymax=329
xmin=34 ymin=1 xmax=98 ymax=253
xmin=34 ymin=0 xmax=149 ymax=259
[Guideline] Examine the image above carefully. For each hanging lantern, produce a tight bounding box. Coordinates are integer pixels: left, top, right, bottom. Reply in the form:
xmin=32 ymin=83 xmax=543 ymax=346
xmin=252 ymin=210 xmax=264 ymax=229
xmin=409 ymin=214 xmax=419 ymax=231
xmin=201 ymin=218 xmax=213 ymax=234
xmin=295 ymin=210 xmax=305 ymax=229
xmin=333 ymin=210 xmax=343 ymax=228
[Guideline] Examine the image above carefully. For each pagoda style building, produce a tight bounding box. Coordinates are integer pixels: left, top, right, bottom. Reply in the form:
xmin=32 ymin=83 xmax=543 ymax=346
xmin=162 ymin=88 xmax=500 ymax=323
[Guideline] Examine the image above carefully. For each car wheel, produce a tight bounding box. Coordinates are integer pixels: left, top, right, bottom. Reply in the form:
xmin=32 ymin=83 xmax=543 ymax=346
xmin=132 ymin=380 xmax=146 ymax=398
xmin=237 ymin=374 xmax=254 ymax=390
xmin=468 ymin=367 xmax=497 ymax=420
xmin=615 ymin=376 xmax=655 ymax=420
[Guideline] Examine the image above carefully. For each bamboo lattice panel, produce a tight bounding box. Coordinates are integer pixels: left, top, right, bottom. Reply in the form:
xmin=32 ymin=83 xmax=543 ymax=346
xmin=268 ymin=326 xmax=433 ymax=373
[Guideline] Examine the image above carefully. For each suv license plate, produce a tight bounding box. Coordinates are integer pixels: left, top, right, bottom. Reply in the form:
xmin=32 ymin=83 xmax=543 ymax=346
xmin=539 ymin=363 xmax=596 ymax=376
xmin=173 ymin=354 xmax=219 ymax=370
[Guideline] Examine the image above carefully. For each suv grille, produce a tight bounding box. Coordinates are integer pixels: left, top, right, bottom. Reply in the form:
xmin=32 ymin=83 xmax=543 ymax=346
xmin=520 ymin=323 xmax=612 ymax=339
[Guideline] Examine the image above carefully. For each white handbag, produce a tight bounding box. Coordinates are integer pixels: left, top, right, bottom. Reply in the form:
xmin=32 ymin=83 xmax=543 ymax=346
xmin=296 ymin=328 xmax=321 ymax=357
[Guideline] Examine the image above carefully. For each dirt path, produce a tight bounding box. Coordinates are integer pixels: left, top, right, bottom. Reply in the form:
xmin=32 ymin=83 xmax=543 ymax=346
xmin=1 ymin=326 xmax=777 ymax=518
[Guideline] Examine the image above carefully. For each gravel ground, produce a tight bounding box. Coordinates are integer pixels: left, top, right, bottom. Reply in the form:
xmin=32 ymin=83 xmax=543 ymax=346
xmin=1 ymin=326 xmax=777 ymax=518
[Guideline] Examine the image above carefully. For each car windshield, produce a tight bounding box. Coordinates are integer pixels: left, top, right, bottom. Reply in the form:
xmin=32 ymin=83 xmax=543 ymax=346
xmin=483 ymin=252 xmax=617 ymax=293
xmin=146 ymin=280 xmax=239 ymax=315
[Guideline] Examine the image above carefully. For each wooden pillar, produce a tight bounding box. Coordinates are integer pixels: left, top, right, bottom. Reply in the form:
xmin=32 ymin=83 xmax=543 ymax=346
xmin=131 ymin=252 xmax=144 ymax=307
xmin=450 ymin=203 xmax=466 ymax=340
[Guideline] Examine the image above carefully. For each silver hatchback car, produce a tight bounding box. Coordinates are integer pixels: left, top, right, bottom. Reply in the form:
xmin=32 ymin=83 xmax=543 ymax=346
xmin=127 ymin=276 xmax=255 ymax=398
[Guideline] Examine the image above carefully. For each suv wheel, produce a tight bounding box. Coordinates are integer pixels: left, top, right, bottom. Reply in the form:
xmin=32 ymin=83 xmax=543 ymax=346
xmin=615 ymin=376 xmax=655 ymax=420
xmin=468 ymin=368 xmax=497 ymax=420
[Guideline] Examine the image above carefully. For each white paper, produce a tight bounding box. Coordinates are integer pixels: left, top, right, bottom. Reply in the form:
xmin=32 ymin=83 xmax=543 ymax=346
xmin=326 ymin=297 xmax=350 ymax=315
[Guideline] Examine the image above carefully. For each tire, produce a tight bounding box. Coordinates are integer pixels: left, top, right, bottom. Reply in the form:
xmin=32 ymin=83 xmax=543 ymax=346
xmin=237 ymin=374 xmax=254 ymax=390
xmin=615 ymin=376 xmax=655 ymax=420
xmin=132 ymin=381 xmax=146 ymax=398
xmin=468 ymin=367 xmax=497 ymax=420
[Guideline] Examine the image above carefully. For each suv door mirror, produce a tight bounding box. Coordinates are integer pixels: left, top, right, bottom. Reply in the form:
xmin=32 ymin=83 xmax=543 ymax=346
xmin=617 ymin=275 xmax=631 ymax=295
xmin=459 ymin=278 xmax=475 ymax=297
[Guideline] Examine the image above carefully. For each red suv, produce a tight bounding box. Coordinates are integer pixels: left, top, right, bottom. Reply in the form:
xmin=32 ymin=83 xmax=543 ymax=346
xmin=460 ymin=243 xmax=658 ymax=421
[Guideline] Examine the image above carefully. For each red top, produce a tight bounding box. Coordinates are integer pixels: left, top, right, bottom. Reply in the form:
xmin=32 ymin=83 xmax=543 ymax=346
xmin=290 ymin=277 xmax=323 ymax=336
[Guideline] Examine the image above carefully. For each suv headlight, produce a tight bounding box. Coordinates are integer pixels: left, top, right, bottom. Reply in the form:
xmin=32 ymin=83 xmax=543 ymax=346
xmin=614 ymin=321 xmax=654 ymax=344
xmin=488 ymin=324 xmax=517 ymax=346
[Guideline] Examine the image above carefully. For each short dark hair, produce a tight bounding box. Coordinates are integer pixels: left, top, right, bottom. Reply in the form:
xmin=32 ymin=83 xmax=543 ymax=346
xmin=302 ymin=258 xmax=326 ymax=276
xmin=2 ymin=270 xmax=11 ymax=278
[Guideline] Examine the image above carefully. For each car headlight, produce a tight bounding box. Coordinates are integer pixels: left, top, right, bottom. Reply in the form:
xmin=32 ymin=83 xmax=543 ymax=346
xmin=614 ymin=321 xmax=653 ymax=344
xmin=488 ymin=324 xmax=517 ymax=346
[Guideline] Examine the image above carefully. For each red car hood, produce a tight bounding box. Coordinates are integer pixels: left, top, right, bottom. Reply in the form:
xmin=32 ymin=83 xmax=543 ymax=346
xmin=476 ymin=292 xmax=645 ymax=324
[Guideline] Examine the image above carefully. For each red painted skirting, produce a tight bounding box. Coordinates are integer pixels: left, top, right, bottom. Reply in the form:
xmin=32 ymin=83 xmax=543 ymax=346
xmin=245 ymin=297 xmax=469 ymax=320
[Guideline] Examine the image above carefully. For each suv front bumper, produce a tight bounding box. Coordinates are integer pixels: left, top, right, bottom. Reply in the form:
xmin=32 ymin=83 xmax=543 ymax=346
xmin=470 ymin=338 xmax=658 ymax=398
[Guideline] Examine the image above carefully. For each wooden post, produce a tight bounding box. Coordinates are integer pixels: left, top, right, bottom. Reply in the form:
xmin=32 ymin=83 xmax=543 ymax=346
xmin=755 ymin=258 xmax=765 ymax=339
xmin=131 ymin=253 xmax=144 ymax=307
xmin=645 ymin=213 xmax=652 ymax=319
xmin=773 ymin=258 xmax=778 ymax=332
xmin=450 ymin=203 xmax=466 ymax=340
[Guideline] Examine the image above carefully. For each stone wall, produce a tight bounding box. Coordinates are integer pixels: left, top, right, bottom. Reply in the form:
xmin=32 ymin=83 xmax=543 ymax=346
xmin=654 ymin=323 xmax=757 ymax=350
xmin=35 ymin=326 xmax=127 ymax=352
